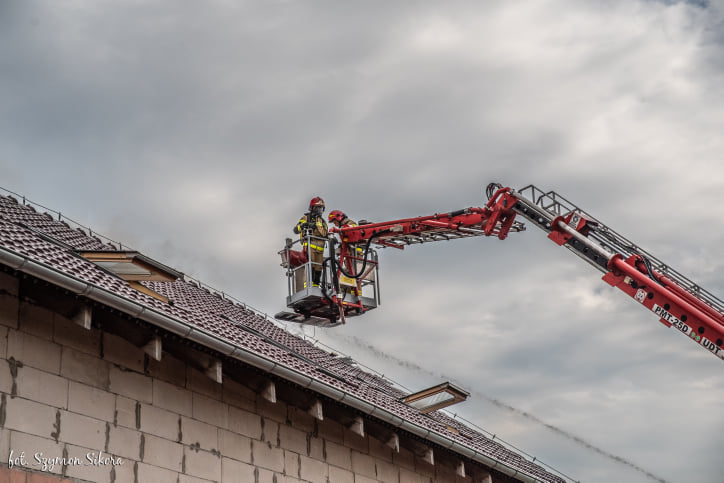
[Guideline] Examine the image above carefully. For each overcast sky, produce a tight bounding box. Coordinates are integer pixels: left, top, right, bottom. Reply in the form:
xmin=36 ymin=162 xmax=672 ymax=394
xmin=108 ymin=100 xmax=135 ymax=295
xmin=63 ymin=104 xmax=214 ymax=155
xmin=3 ymin=1 xmax=724 ymax=481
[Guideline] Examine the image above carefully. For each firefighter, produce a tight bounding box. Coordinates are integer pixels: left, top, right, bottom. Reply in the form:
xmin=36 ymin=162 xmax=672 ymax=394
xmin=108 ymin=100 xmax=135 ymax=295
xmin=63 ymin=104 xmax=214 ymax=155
xmin=293 ymin=197 xmax=328 ymax=287
xmin=328 ymin=210 xmax=357 ymax=229
xmin=329 ymin=210 xmax=365 ymax=279
xmin=329 ymin=209 xmax=361 ymax=253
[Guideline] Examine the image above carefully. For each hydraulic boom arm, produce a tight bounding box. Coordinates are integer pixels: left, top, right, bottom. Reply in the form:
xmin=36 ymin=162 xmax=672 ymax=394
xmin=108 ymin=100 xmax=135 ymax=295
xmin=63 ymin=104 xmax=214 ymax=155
xmin=332 ymin=183 xmax=724 ymax=361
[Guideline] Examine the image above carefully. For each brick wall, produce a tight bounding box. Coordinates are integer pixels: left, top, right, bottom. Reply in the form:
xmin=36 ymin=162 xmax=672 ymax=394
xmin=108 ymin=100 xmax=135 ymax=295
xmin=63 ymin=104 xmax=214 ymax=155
xmin=0 ymin=271 xmax=488 ymax=482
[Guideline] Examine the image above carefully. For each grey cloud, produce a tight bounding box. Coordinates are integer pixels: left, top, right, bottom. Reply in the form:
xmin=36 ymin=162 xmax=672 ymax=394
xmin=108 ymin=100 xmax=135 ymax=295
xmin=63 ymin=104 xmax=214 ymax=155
xmin=3 ymin=1 xmax=724 ymax=482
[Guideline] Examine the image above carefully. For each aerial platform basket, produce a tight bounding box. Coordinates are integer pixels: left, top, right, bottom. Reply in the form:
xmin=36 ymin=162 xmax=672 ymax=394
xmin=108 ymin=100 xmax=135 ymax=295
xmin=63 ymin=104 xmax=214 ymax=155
xmin=276 ymin=235 xmax=379 ymax=326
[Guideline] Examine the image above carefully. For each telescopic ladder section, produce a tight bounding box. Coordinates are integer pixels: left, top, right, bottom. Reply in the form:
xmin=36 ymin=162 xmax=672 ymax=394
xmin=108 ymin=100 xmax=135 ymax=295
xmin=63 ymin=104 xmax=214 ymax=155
xmin=493 ymin=183 xmax=724 ymax=360
xmin=337 ymin=210 xmax=526 ymax=250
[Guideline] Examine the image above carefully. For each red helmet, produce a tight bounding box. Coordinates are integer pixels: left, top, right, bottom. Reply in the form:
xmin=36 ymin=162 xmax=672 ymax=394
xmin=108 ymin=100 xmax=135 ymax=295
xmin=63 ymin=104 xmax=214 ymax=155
xmin=309 ymin=196 xmax=325 ymax=210
xmin=328 ymin=210 xmax=345 ymax=223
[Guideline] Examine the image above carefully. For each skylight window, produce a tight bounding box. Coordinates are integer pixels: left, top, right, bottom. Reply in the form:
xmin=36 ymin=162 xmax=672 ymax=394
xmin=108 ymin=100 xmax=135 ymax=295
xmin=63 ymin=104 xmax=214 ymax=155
xmin=95 ymin=261 xmax=153 ymax=277
xmin=402 ymin=382 xmax=469 ymax=413
xmin=79 ymin=251 xmax=182 ymax=303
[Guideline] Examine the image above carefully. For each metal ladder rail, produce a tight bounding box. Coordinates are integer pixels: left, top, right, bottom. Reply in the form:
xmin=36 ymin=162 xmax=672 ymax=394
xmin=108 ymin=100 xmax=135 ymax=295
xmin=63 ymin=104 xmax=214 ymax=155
xmin=369 ymin=219 xmax=526 ymax=248
xmin=516 ymin=184 xmax=724 ymax=317
xmin=378 ymin=229 xmax=483 ymax=247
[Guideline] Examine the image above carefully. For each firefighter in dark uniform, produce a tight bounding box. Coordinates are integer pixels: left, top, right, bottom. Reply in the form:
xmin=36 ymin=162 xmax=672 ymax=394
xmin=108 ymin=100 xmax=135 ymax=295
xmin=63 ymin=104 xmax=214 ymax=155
xmin=294 ymin=197 xmax=328 ymax=287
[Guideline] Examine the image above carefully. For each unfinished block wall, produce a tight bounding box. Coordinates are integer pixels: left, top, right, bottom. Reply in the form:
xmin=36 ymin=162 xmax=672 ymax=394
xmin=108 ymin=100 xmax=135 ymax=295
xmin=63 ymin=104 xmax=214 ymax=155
xmin=0 ymin=271 xmax=490 ymax=483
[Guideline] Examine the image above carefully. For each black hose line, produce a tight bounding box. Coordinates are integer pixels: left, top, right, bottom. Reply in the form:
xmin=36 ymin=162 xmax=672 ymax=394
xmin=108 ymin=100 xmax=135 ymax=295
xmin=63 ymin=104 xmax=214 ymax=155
xmin=333 ymin=229 xmax=390 ymax=280
xmin=320 ymin=256 xmax=339 ymax=313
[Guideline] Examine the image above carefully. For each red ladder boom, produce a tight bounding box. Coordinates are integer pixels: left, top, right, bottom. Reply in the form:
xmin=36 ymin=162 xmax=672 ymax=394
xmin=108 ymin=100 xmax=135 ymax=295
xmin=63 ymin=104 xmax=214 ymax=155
xmin=331 ymin=183 xmax=724 ymax=361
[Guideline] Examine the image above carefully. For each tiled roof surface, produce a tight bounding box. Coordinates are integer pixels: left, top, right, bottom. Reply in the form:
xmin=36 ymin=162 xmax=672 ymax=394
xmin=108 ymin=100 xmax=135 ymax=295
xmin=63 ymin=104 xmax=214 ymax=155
xmin=0 ymin=194 xmax=564 ymax=483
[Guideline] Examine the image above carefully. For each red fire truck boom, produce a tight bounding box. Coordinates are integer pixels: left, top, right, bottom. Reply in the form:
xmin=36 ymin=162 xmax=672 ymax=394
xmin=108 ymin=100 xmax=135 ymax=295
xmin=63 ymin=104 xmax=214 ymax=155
xmin=277 ymin=183 xmax=724 ymax=361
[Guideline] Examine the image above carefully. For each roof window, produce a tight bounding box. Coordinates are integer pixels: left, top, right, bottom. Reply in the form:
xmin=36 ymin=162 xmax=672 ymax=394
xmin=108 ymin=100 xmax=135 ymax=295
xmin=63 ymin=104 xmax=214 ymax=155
xmin=79 ymin=251 xmax=182 ymax=303
xmin=402 ymin=382 xmax=470 ymax=413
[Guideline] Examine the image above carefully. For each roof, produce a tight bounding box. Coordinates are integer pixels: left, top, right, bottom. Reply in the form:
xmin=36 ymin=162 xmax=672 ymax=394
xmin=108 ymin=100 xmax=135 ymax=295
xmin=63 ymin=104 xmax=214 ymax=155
xmin=0 ymin=193 xmax=566 ymax=483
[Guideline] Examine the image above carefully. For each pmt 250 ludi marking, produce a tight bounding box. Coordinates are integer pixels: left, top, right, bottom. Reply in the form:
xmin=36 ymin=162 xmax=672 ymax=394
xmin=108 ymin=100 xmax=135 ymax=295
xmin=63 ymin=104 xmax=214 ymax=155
xmin=277 ymin=183 xmax=724 ymax=361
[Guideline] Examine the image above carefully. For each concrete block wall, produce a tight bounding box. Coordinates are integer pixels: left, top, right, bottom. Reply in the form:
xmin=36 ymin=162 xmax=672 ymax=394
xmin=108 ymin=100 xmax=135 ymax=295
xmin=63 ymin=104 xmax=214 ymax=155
xmin=0 ymin=272 xmax=484 ymax=482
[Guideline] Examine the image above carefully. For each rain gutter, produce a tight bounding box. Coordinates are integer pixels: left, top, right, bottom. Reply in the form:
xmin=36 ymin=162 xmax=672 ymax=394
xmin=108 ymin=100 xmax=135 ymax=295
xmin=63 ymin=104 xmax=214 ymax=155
xmin=0 ymin=246 xmax=545 ymax=483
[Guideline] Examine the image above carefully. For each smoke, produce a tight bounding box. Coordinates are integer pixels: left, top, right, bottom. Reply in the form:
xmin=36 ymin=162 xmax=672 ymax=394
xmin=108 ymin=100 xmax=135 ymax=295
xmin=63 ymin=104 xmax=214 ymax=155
xmin=477 ymin=394 xmax=667 ymax=483
xmin=321 ymin=333 xmax=669 ymax=483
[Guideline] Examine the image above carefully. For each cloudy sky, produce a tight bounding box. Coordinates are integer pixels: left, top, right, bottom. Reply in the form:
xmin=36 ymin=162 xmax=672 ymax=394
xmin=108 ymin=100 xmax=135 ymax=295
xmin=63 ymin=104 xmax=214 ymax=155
xmin=3 ymin=1 xmax=724 ymax=481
